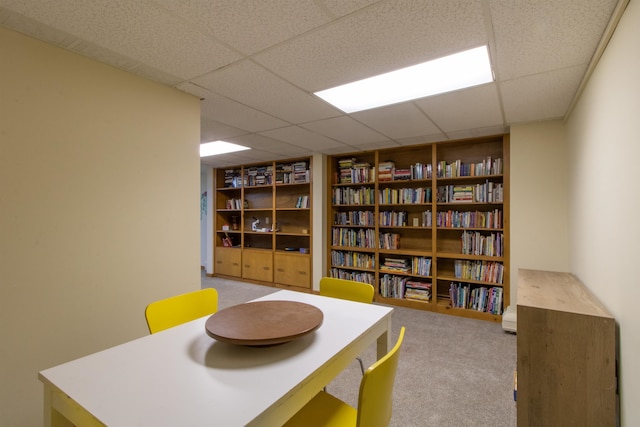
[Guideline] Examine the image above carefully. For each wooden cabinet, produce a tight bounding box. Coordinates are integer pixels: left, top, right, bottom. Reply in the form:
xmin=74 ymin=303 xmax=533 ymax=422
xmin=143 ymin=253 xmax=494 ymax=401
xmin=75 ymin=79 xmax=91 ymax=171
xmin=274 ymin=252 xmax=311 ymax=288
xmin=213 ymin=158 xmax=312 ymax=289
xmin=516 ymin=269 xmax=617 ymax=426
xmin=327 ymin=135 xmax=508 ymax=322
xmin=214 ymin=247 xmax=242 ymax=277
xmin=242 ymin=249 xmax=273 ymax=282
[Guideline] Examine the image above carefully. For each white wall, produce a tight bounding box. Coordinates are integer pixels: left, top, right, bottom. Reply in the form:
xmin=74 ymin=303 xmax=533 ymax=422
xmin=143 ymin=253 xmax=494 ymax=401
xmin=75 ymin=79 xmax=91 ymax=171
xmin=509 ymin=120 xmax=571 ymax=308
xmin=0 ymin=27 xmax=201 ymax=426
xmin=200 ymin=172 xmax=208 ymax=268
xmin=311 ymin=153 xmax=327 ymax=290
xmin=566 ymin=1 xmax=640 ymax=424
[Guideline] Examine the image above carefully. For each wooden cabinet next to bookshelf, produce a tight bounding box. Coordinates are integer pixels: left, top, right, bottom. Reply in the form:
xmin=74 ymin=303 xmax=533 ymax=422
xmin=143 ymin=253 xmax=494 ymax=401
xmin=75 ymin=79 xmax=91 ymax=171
xmin=274 ymin=252 xmax=311 ymax=288
xmin=214 ymin=247 xmax=241 ymax=277
xmin=327 ymin=135 xmax=509 ymax=322
xmin=213 ymin=158 xmax=312 ymax=290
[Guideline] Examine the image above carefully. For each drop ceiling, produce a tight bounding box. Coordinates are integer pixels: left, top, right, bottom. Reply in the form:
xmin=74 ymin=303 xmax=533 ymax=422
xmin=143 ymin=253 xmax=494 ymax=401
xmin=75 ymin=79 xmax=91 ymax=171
xmin=0 ymin=0 xmax=623 ymax=168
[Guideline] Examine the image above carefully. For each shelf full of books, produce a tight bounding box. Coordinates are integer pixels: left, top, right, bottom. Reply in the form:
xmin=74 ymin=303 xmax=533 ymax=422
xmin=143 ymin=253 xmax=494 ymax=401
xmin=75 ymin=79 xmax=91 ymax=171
xmin=214 ymin=158 xmax=313 ymax=290
xmin=327 ymin=135 xmax=509 ymax=322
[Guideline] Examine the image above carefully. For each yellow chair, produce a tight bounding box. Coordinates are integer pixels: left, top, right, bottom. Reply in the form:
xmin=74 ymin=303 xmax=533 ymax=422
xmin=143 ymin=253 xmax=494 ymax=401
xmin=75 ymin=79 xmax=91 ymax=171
xmin=145 ymin=288 xmax=219 ymax=334
xmin=284 ymin=327 xmax=406 ymax=427
xmin=319 ymin=277 xmax=375 ymax=374
xmin=319 ymin=277 xmax=374 ymax=304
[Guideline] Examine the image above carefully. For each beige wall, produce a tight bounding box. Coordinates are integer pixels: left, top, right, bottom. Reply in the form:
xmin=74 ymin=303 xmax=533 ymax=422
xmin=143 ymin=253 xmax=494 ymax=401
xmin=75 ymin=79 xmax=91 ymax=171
xmin=0 ymin=28 xmax=201 ymax=425
xmin=509 ymin=120 xmax=571 ymax=307
xmin=566 ymin=1 xmax=640 ymax=424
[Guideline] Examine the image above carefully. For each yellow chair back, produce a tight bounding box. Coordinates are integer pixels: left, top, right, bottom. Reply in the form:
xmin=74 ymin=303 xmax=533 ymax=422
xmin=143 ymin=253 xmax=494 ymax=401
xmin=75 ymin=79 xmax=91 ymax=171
xmin=282 ymin=327 xmax=406 ymax=427
xmin=145 ymin=288 xmax=218 ymax=334
xmin=357 ymin=326 xmax=405 ymax=427
xmin=319 ymin=277 xmax=374 ymax=304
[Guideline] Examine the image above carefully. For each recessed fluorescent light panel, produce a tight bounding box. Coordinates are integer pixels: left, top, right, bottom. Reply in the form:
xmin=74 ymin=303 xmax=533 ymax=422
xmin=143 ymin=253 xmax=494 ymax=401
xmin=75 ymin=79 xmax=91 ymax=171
xmin=200 ymin=140 xmax=250 ymax=157
xmin=314 ymin=45 xmax=494 ymax=113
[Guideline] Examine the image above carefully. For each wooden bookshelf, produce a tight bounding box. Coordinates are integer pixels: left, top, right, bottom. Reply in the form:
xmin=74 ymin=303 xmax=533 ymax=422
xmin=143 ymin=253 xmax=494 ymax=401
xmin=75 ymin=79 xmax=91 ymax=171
xmin=327 ymin=135 xmax=509 ymax=322
xmin=213 ymin=158 xmax=312 ymax=290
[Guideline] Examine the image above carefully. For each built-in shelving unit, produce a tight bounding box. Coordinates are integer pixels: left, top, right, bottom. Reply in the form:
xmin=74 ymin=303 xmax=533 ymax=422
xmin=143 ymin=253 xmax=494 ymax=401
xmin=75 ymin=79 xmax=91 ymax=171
xmin=214 ymin=158 xmax=312 ymax=290
xmin=327 ymin=135 xmax=509 ymax=322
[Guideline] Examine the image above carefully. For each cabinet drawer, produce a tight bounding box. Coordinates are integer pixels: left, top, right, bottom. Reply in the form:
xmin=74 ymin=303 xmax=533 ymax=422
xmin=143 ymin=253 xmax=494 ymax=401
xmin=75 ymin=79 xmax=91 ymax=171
xmin=274 ymin=252 xmax=310 ymax=289
xmin=242 ymin=249 xmax=273 ymax=282
xmin=214 ymin=247 xmax=241 ymax=277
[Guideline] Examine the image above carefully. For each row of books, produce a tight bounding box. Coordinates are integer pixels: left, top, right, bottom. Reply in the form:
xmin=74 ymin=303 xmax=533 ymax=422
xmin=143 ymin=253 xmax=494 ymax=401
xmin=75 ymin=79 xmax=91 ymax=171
xmin=404 ymin=281 xmax=432 ymax=301
xmin=331 ymin=227 xmax=377 ymax=248
xmin=379 ymin=210 xmax=409 ymax=227
xmin=244 ymin=165 xmax=274 ymax=186
xmin=449 ymin=282 xmax=503 ymax=314
xmin=436 ymin=181 xmax=504 ymax=203
xmin=329 ymin=268 xmax=375 ymax=284
xmin=275 ymin=161 xmax=310 ymax=184
xmin=379 ymin=232 xmax=400 ymax=250
xmin=454 ymin=260 xmax=504 ymax=284
xmin=436 ymin=157 xmax=503 ymax=178
xmin=338 ymin=158 xmax=374 ymax=184
xmin=378 ymin=161 xmax=433 ymax=181
xmin=380 ymin=274 xmax=432 ymax=301
xmin=275 ymin=170 xmax=309 ymax=184
xmin=460 ymin=231 xmax=504 ymax=257
xmin=331 ymin=254 xmax=432 ymax=277
xmin=334 ymin=210 xmax=375 ymax=226
xmin=223 ymin=169 xmax=242 ymax=188
xmin=334 ymin=210 xmax=433 ymax=228
xmin=295 ymin=195 xmax=310 ymax=208
xmin=378 ymin=187 xmax=431 ymax=204
xmin=331 ymin=250 xmax=376 ymax=269
xmin=412 ymin=256 xmax=432 ymax=276
xmin=436 ymin=209 xmax=503 ymax=229
xmin=332 ymin=186 xmax=376 ymax=205
xmin=225 ymin=198 xmax=243 ymax=210
xmin=380 ymin=257 xmax=410 ymax=273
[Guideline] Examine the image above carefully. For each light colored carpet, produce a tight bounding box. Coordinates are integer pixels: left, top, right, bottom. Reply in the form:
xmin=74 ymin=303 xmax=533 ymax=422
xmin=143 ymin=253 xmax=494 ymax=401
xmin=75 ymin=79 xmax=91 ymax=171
xmin=202 ymin=274 xmax=517 ymax=426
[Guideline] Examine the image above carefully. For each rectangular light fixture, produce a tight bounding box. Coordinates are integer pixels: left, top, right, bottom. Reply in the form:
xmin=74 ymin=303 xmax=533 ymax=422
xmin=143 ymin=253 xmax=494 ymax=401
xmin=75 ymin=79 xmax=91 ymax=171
xmin=200 ymin=140 xmax=250 ymax=157
xmin=314 ymin=45 xmax=494 ymax=113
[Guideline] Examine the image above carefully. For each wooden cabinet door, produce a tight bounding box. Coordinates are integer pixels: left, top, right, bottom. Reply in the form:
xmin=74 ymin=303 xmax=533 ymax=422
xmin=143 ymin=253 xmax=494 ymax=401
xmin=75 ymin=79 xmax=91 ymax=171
xmin=214 ymin=247 xmax=242 ymax=277
xmin=242 ymin=249 xmax=273 ymax=282
xmin=274 ymin=252 xmax=310 ymax=288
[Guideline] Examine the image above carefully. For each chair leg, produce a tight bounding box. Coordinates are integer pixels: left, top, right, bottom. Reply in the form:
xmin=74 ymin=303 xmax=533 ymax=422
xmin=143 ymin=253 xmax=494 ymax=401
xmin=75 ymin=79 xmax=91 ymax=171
xmin=326 ymin=357 xmax=365 ymax=393
xmin=356 ymin=357 xmax=365 ymax=375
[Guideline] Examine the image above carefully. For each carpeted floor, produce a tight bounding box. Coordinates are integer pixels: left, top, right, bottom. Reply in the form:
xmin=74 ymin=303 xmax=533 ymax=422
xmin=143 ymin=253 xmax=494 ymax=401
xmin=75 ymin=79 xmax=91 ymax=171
xmin=202 ymin=274 xmax=517 ymax=426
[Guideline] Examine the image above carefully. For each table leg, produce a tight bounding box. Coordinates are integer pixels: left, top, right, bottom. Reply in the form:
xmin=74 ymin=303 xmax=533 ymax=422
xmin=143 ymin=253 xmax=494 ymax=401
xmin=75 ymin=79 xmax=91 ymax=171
xmin=43 ymin=384 xmax=73 ymax=427
xmin=42 ymin=383 xmax=104 ymax=426
xmin=376 ymin=315 xmax=392 ymax=359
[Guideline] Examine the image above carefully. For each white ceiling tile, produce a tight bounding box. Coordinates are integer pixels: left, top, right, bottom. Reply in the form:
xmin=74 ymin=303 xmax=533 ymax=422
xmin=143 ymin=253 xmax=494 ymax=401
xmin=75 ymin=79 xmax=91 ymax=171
xmin=320 ymin=0 xmax=380 ymax=17
xmin=320 ymin=145 xmax=369 ymax=156
xmin=395 ymin=133 xmax=449 ymax=146
xmin=153 ymin=0 xmax=331 ymax=55
xmin=301 ymin=116 xmax=391 ymax=145
xmin=226 ymin=133 xmax=311 ymax=157
xmin=351 ymin=103 xmax=441 ymax=140
xmin=0 ymin=7 xmax=79 ymax=48
xmin=415 ymin=83 xmax=504 ymax=133
xmin=176 ymin=82 xmax=289 ymax=132
xmin=500 ymin=65 xmax=586 ymax=124
xmin=259 ymin=126 xmax=346 ymax=151
xmin=4 ymin=0 xmax=241 ymax=79
xmin=200 ymin=118 xmax=249 ymax=142
xmin=445 ymin=124 xmax=508 ymax=141
xmin=254 ymin=0 xmax=487 ymax=91
xmin=191 ymin=60 xmax=339 ymax=123
xmin=350 ymin=140 xmax=402 ymax=151
xmin=489 ymin=0 xmax=618 ymax=80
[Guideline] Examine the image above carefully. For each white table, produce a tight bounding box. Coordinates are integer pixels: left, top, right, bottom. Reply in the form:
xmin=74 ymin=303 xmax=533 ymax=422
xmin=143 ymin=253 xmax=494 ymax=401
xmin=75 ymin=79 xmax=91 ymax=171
xmin=39 ymin=290 xmax=394 ymax=426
